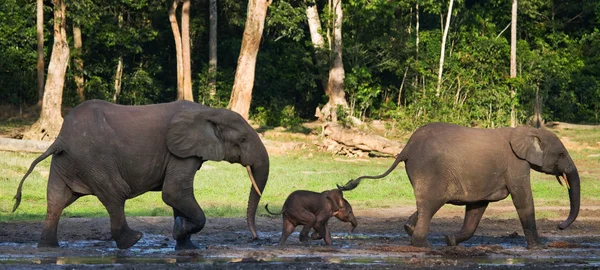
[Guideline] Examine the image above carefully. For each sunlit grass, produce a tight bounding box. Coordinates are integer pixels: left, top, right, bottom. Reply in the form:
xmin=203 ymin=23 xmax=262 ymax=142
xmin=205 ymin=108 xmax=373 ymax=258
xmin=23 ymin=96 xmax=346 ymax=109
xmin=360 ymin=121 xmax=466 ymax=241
xmin=1 ymin=128 xmax=598 ymax=221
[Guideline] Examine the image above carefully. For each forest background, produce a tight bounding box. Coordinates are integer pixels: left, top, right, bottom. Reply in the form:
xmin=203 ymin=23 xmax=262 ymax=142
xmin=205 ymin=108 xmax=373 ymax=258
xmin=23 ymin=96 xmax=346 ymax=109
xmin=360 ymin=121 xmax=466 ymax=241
xmin=1 ymin=0 xmax=599 ymax=132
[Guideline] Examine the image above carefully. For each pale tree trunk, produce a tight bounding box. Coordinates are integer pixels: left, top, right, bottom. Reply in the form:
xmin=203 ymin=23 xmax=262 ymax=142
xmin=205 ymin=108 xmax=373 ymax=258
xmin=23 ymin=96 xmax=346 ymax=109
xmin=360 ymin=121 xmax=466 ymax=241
xmin=112 ymin=56 xmax=123 ymax=103
xmin=169 ymin=0 xmax=184 ymax=100
xmin=436 ymin=0 xmax=454 ymax=97
xmin=533 ymin=83 xmax=543 ymax=128
xmin=415 ymin=2 xmax=419 ymax=60
xmin=113 ymin=13 xmax=124 ymax=103
xmin=510 ymin=0 xmax=517 ymax=127
xmin=208 ymin=0 xmax=218 ymax=99
xmin=181 ymin=0 xmax=193 ymax=101
xmin=228 ymin=0 xmax=272 ymax=120
xmin=322 ymin=0 xmax=347 ymax=122
xmin=24 ymin=0 xmax=69 ymax=141
xmin=36 ymin=0 xmax=44 ymax=106
xmin=73 ymin=23 xmax=84 ymax=102
xmin=305 ymin=0 xmax=328 ymax=92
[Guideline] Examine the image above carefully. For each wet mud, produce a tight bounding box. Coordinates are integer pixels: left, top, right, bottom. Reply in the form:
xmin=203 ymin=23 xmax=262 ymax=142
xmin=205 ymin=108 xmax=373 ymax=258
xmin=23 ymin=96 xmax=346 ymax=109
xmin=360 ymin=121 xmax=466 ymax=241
xmin=2 ymin=208 xmax=600 ymax=269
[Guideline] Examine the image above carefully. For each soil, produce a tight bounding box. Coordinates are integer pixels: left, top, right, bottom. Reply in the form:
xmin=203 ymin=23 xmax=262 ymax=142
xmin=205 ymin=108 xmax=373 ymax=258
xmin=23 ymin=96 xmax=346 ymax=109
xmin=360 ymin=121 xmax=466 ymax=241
xmin=2 ymin=206 xmax=600 ymax=269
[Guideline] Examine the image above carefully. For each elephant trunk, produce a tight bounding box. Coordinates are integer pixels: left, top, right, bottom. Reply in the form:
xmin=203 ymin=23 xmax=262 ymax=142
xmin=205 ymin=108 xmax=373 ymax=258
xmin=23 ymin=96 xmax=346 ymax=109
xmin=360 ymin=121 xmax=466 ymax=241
xmin=246 ymin=161 xmax=269 ymax=240
xmin=558 ymin=167 xmax=580 ymax=230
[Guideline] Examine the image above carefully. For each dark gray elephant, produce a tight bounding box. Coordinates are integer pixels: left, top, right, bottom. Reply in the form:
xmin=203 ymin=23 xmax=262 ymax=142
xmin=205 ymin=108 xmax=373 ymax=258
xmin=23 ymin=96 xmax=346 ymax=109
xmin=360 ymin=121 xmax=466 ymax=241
xmin=12 ymin=99 xmax=269 ymax=250
xmin=340 ymin=122 xmax=579 ymax=249
xmin=265 ymin=188 xmax=357 ymax=245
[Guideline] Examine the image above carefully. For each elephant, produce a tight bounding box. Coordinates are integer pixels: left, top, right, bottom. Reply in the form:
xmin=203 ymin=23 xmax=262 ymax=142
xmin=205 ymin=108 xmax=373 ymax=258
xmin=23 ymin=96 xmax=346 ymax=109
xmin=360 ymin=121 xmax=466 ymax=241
xmin=12 ymin=99 xmax=269 ymax=250
xmin=339 ymin=122 xmax=579 ymax=249
xmin=265 ymin=188 xmax=357 ymax=245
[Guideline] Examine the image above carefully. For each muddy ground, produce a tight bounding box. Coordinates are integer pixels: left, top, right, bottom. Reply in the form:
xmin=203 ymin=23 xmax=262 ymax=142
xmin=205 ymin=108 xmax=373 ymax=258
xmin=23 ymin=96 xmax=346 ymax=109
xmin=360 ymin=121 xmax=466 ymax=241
xmin=1 ymin=206 xmax=600 ymax=269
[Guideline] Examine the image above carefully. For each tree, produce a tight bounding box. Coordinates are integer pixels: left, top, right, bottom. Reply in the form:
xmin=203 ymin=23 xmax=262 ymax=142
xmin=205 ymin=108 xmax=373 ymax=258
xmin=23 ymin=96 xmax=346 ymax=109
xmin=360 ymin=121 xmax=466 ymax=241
xmin=436 ymin=0 xmax=454 ymax=97
xmin=322 ymin=0 xmax=348 ymax=122
xmin=24 ymin=0 xmax=69 ymax=141
xmin=305 ymin=0 xmax=328 ymax=91
xmin=510 ymin=0 xmax=517 ymax=127
xmin=113 ymin=13 xmax=124 ymax=103
xmin=208 ymin=0 xmax=218 ymax=99
xmin=73 ymin=23 xmax=84 ymax=102
xmin=228 ymin=0 xmax=272 ymax=120
xmin=36 ymin=0 xmax=44 ymax=106
xmin=169 ymin=0 xmax=194 ymax=101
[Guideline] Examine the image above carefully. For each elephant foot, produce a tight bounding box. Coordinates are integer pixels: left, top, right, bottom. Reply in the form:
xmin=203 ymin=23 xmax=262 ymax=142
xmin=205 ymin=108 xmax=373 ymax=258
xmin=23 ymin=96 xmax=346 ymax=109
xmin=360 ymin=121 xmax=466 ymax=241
xmin=444 ymin=234 xmax=457 ymax=246
xmin=404 ymin=224 xmax=415 ymax=237
xmin=411 ymin=238 xmax=432 ymax=248
xmin=173 ymin=216 xmax=193 ymax=241
xmin=311 ymin=232 xmax=323 ymax=240
xmin=175 ymin=236 xmax=200 ymax=250
xmin=114 ymin=229 xmax=143 ymax=249
xmin=38 ymin=240 xmax=59 ymax=248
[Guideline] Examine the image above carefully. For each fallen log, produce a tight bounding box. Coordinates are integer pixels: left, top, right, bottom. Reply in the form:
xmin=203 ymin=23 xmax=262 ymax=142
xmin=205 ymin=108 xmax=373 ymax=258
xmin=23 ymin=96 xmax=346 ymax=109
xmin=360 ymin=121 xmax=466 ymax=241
xmin=546 ymin=122 xmax=600 ymax=130
xmin=0 ymin=137 xmax=51 ymax=153
xmin=322 ymin=123 xmax=403 ymax=157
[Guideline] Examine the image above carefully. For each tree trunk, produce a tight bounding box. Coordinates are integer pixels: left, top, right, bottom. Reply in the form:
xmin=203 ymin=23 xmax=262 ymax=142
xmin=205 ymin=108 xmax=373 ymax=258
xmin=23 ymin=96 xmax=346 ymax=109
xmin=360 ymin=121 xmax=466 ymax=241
xmin=228 ymin=0 xmax=272 ymax=120
xmin=305 ymin=0 xmax=328 ymax=91
xmin=113 ymin=56 xmax=124 ymax=103
xmin=533 ymin=84 xmax=543 ymax=128
xmin=36 ymin=0 xmax=44 ymax=106
xmin=415 ymin=2 xmax=419 ymax=60
xmin=169 ymin=0 xmax=184 ymax=100
xmin=23 ymin=0 xmax=69 ymax=141
xmin=322 ymin=0 xmax=347 ymax=122
xmin=208 ymin=0 xmax=218 ymax=99
xmin=436 ymin=0 xmax=454 ymax=97
xmin=510 ymin=0 xmax=518 ymax=127
xmin=181 ymin=0 xmax=193 ymax=101
xmin=73 ymin=23 xmax=85 ymax=102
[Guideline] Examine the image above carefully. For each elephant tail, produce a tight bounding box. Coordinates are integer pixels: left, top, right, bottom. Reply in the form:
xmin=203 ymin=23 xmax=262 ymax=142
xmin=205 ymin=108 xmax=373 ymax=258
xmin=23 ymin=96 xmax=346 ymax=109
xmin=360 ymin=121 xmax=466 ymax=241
xmin=12 ymin=141 xmax=62 ymax=213
xmin=338 ymin=151 xmax=407 ymax=191
xmin=264 ymin=204 xmax=283 ymax=216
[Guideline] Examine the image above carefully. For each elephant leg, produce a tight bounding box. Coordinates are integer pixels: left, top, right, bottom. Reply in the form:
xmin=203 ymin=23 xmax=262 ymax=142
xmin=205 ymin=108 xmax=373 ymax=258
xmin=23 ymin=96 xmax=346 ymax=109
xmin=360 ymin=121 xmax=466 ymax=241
xmin=509 ymin=183 xmax=542 ymax=249
xmin=445 ymin=202 xmax=488 ymax=246
xmin=98 ymin=197 xmax=142 ymax=249
xmin=313 ymin=220 xmax=332 ymax=245
xmin=162 ymin=158 xmax=206 ymax=250
xmin=39 ymin=175 xmax=80 ymax=248
xmin=278 ymin=218 xmax=295 ymax=246
xmin=298 ymin=216 xmax=316 ymax=243
xmin=404 ymin=211 xmax=418 ymax=236
xmin=411 ymin=200 xmax=444 ymax=248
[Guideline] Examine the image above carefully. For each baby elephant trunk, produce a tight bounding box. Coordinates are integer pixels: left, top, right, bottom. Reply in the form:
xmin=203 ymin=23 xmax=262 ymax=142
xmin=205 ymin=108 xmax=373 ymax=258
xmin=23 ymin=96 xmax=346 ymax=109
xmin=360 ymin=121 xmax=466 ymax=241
xmin=349 ymin=215 xmax=358 ymax=234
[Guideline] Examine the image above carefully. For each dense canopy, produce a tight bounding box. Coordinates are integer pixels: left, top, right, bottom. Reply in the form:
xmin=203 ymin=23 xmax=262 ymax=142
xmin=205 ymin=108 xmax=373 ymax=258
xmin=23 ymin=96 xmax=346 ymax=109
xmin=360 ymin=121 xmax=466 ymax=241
xmin=1 ymin=0 xmax=598 ymax=129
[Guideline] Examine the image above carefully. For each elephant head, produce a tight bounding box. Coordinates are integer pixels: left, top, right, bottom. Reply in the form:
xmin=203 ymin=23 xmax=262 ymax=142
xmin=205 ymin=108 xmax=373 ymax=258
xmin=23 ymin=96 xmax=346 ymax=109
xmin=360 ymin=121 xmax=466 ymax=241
xmin=510 ymin=126 xmax=580 ymax=230
xmin=166 ymin=108 xmax=269 ymax=239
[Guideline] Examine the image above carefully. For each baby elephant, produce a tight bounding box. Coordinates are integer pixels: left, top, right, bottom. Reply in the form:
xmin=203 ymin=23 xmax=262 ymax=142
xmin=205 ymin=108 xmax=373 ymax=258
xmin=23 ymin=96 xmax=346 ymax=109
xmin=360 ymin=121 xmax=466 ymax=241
xmin=265 ymin=188 xmax=357 ymax=245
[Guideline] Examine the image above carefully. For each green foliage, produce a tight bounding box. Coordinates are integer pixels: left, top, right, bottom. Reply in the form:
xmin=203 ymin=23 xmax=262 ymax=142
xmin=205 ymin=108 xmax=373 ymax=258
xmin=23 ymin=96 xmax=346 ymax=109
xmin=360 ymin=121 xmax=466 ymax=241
xmin=0 ymin=0 xmax=598 ymax=129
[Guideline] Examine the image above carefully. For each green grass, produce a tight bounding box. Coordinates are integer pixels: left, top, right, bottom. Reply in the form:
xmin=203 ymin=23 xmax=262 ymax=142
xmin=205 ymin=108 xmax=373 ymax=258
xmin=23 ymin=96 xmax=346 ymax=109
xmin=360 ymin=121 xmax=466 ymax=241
xmin=1 ymin=128 xmax=599 ymax=221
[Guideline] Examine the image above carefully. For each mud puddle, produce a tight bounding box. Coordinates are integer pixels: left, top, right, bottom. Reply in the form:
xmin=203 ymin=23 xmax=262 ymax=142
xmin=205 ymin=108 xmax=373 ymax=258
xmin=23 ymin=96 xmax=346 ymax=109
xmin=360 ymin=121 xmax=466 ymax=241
xmin=3 ymin=216 xmax=600 ymax=269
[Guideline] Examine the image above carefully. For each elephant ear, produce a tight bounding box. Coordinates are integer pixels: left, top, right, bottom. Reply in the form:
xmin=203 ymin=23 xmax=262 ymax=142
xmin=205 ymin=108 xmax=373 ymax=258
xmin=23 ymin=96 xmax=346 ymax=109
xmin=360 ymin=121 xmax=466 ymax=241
xmin=509 ymin=126 xmax=544 ymax=167
xmin=324 ymin=189 xmax=344 ymax=212
xmin=166 ymin=110 xmax=225 ymax=161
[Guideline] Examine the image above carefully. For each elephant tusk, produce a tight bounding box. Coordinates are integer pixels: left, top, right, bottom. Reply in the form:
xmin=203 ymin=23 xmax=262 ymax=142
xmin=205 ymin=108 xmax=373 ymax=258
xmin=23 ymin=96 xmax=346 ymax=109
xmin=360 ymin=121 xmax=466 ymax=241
xmin=563 ymin=172 xmax=570 ymax=190
xmin=246 ymin=165 xmax=262 ymax=196
xmin=556 ymin=175 xmax=564 ymax=187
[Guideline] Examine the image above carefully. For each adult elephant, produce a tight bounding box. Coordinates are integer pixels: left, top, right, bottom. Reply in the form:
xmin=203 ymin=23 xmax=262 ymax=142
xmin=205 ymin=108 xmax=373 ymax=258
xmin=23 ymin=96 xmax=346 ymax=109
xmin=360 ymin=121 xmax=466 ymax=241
xmin=12 ymin=100 xmax=269 ymax=250
xmin=339 ymin=122 xmax=579 ymax=249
